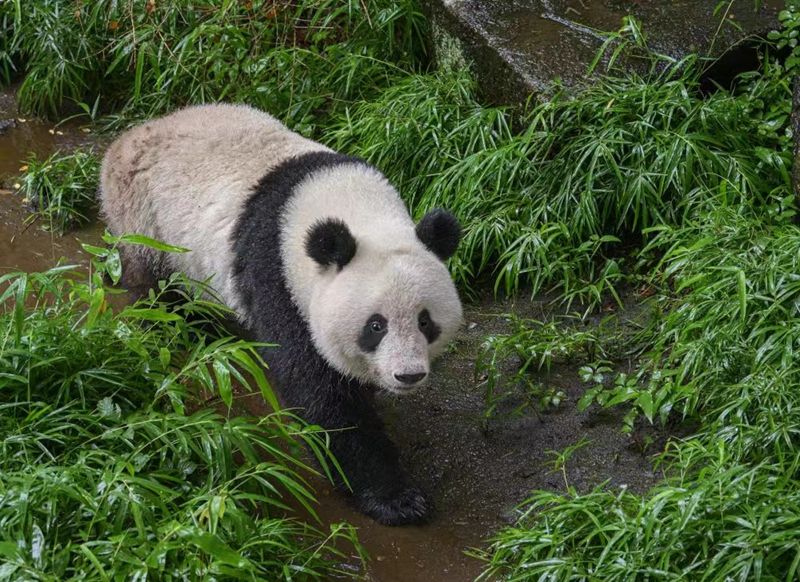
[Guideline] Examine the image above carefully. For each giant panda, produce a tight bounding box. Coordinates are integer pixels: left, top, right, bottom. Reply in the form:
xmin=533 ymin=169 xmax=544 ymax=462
xmin=99 ymin=103 xmax=463 ymax=525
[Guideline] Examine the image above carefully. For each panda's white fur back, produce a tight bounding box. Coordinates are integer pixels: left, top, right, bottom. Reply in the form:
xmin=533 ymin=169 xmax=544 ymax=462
xmin=100 ymin=103 xmax=328 ymax=311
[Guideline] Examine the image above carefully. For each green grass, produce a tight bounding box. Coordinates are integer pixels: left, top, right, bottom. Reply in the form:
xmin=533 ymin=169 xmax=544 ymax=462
xmin=477 ymin=448 xmax=800 ymax=581
xmin=0 ymin=3 xmax=13 ymax=85
xmin=16 ymin=149 xmax=99 ymax=234
xmin=0 ymin=0 xmax=426 ymax=135
xmin=0 ymin=237 xmax=363 ymax=580
xmin=328 ymin=54 xmax=788 ymax=300
xmin=476 ymin=314 xmax=610 ymax=421
xmin=623 ymin=207 xmax=800 ymax=449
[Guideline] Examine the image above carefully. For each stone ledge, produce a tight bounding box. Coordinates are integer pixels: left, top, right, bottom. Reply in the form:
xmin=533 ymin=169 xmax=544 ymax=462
xmin=424 ymin=0 xmax=783 ymax=105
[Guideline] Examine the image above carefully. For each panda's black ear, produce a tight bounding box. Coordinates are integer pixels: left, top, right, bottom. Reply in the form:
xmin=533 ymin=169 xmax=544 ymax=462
xmin=305 ymin=218 xmax=357 ymax=270
xmin=415 ymin=209 xmax=461 ymax=261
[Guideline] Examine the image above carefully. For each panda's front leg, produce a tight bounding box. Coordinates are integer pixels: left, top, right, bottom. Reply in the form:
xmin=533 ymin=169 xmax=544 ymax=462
xmin=327 ymin=381 xmax=431 ymax=526
xmin=281 ymin=364 xmax=431 ymax=525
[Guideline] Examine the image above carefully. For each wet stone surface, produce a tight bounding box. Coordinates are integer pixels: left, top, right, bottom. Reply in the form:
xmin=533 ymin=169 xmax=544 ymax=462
xmin=425 ymin=0 xmax=783 ymax=104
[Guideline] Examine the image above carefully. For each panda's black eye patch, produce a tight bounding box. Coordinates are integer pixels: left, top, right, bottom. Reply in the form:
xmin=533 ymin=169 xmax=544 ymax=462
xmin=358 ymin=314 xmax=388 ymax=353
xmin=418 ymin=309 xmax=441 ymax=344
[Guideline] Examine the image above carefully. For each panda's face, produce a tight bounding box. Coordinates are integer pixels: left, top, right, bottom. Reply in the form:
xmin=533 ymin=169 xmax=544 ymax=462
xmin=310 ymin=252 xmax=462 ymax=392
xmin=304 ymin=211 xmax=463 ymax=393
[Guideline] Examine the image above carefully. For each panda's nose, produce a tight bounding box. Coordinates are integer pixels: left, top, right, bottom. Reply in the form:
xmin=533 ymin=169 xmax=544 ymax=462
xmin=395 ymin=372 xmax=427 ymax=385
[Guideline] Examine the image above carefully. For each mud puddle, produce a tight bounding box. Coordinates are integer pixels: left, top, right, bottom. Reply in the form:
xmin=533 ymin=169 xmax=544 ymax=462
xmin=0 ymin=89 xmax=100 ymax=179
xmin=0 ymin=87 xmax=105 ymax=274
xmin=0 ymin=193 xmax=105 ymax=274
xmin=1 ymin=90 xmax=671 ymax=582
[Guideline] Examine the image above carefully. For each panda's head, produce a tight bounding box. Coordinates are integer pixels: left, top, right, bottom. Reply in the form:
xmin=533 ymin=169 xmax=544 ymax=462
xmin=304 ymin=209 xmax=463 ymax=394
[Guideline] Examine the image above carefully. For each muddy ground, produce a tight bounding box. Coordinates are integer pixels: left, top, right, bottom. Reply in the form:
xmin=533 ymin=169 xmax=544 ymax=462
xmin=0 ymin=91 xmax=671 ymax=581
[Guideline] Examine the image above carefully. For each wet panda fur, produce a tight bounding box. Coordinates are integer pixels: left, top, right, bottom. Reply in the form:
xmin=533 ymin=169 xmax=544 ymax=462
xmin=99 ymin=103 xmax=463 ymax=525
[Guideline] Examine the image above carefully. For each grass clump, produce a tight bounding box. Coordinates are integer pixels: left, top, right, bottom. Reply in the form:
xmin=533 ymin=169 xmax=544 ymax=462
xmin=476 ymin=314 xmax=611 ymax=420
xmin=612 ymin=206 xmax=800 ymax=446
xmin=0 ymin=236 xmax=362 ymax=580
xmin=1 ymin=0 xmax=426 ymax=134
xmin=16 ymin=149 xmax=99 ymax=234
xmin=478 ymin=446 xmax=800 ymax=581
xmin=0 ymin=3 xmax=13 ymax=85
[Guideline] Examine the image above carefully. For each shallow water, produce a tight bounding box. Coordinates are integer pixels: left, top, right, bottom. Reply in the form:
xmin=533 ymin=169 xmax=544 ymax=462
xmin=0 ymin=88 xmax=105 ymax=274
xmin=0 ymin=90 xmax=668 ymax=581
xmin=0 ymin=90 xmax=100 ymax=179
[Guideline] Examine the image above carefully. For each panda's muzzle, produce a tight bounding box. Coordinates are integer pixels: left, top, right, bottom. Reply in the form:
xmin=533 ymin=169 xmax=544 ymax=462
xmin=394 ymin=372 xmax=427 ymax=385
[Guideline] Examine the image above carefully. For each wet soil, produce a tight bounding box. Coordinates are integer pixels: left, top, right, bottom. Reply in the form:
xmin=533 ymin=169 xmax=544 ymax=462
xmin=0 ymin=91 xmax=671 ymax=581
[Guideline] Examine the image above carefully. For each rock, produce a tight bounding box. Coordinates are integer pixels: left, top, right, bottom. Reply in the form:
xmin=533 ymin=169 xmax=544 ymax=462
xmin=0 ymin=118 xmax=16 ymax=134
xmin=423 ymin=0 xmax=783 ymax=105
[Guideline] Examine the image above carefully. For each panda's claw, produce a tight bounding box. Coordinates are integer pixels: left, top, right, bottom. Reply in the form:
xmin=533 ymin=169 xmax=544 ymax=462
xmin=356 ymin=486 xmax=432 ymax=526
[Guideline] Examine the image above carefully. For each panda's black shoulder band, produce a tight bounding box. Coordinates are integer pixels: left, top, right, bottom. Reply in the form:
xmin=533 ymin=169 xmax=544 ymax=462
xmin=231 ymin=151 xmax=371 ymax=308
xmin=250 ymin=151 xmax=370 ymax=210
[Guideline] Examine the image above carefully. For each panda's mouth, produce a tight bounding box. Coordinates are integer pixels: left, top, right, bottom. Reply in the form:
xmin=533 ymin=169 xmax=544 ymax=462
xmin=384 ymin=384 xmax=420 ymax=395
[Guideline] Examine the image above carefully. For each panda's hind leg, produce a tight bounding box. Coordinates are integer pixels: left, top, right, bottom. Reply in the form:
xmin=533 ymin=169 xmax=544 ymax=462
xmin=117 ymin=244 xmax=161 ymax=302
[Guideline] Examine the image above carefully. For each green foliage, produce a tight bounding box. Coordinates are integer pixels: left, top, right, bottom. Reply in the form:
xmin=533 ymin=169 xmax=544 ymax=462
xmin=770 ymin=5 xmax=800 ymax=76
xmin=1 ymin=0 xmax=427 ymax=133
xmin=16 ymin=149 xmax=99 ymax=234
xmin=478 ymin=444 xmax=800 ymax=581
xmin=329 ymin=56 xmax=788 ymax=299
xmin=611 ymin=207 xmax=800 ymax=452
xmin=0 ymin=236 xmax=363 ymax=580
xmin=0 ymin=2 xmax=15 ymax=85
xmin=476 ymin=314 xmax=606 ymax=420
xmin=483 ymin=231 xmax=800 ymax=579
xmin=477 ymin=10 xmax=800 ymax=580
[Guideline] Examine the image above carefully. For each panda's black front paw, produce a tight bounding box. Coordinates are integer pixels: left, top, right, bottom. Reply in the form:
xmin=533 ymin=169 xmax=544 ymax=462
xmin=355 ymin=486 xmax=432 ymax=526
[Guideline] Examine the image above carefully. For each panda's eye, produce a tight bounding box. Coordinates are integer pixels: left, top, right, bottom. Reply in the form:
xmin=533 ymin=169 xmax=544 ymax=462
xmin=418 ymin=311 xmax=430 ymax=328
xmin=418 ymin=309 xmax=441 ymax=344
xmin=359 ymin=314 xmax=388 ymax=353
